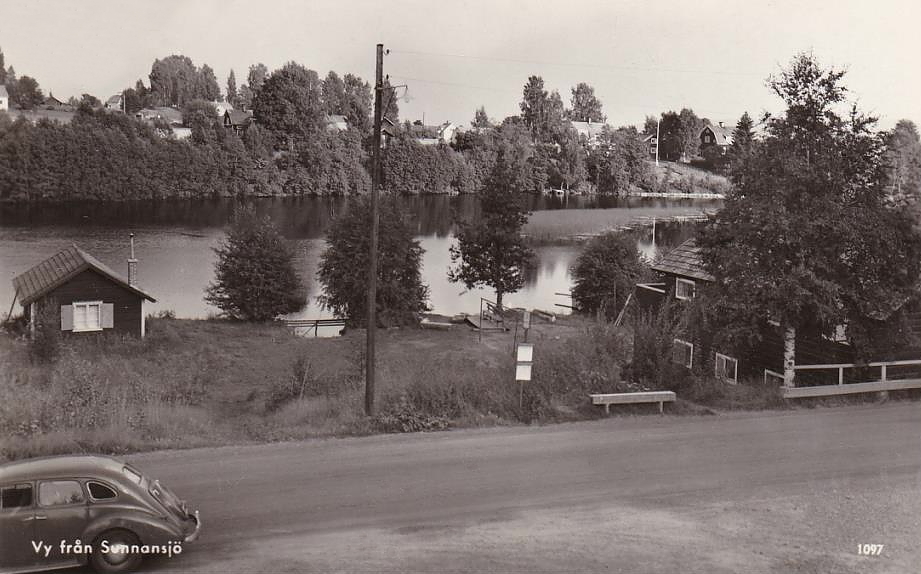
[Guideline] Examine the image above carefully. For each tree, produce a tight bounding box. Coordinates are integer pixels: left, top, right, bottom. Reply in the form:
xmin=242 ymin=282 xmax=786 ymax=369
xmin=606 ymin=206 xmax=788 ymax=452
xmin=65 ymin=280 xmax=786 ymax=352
xmin=728 ymin=111 xmax=756 ymax=183
xmin=253 ymin=62 xmax=324 ymax=148
xmin=16 ymin=76 xmax=43 ymax=110
xmin=572 ymin=232 xmax=646 ymax=317
xmin=472 ymin=106 xmax=491 ymax=130
xmin=205 ymin=206 xmax=306 ymax=321
xmin=885 ymin=119 xmax=921 ymax=206
xmin=520 ymin=76 xmax=548 ymax=139
xmin=226 ymin=69 xmax=238 ymax=108
xmin=79 ymin=93 xmax=101 ymax=108
xmin=318 ymin=197 xmax=429 ymax=326
xmin=697 ymin=52 xmax=921 ymax=385
xmin=568 ymin=82 xmax=605 ymax=123
xmin=182 ymin=99 xmax=219 ymax=144
xmin=449 ymin=157 xmax=535 ymax=308
xmin=342 ymin=73 xmax=372 ymax=134
xmin=0 ymin=48 xmax=6 ymax=84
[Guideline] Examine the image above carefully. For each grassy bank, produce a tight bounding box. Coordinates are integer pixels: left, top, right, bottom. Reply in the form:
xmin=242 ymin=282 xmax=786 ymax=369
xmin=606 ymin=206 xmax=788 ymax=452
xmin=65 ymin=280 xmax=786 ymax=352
xmin=0 ymin=315 xmax=797 ymax=462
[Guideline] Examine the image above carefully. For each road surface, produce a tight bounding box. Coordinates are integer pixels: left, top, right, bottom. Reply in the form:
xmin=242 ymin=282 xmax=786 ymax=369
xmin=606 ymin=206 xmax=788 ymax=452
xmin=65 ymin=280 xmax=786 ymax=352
xmin=113 ymin=403 xmax=921 ymax=573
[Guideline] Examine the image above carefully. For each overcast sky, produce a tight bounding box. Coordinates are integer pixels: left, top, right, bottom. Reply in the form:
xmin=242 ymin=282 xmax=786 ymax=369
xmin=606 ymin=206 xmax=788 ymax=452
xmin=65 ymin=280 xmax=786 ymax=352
xmin=2 ymin=0 xmax=918 ymax=129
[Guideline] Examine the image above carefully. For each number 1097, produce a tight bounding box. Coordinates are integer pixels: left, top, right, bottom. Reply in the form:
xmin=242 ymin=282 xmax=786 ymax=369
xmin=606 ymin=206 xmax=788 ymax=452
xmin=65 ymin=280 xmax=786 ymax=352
xmin=858 ymin=544 xmax=884 ymax=556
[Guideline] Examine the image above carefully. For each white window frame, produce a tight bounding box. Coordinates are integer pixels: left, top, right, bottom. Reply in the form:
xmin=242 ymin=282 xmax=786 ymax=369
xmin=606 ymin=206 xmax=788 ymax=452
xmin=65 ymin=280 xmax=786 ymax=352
xmin=714 ymin=352 xmax=738 ymax=384
xmin=72 ymin=301 xmax=103 ymax=333
xmin=675 ymin=278 xmax=696 ymax=300
xmin=673 ymin=338 xmax=694 ymax=369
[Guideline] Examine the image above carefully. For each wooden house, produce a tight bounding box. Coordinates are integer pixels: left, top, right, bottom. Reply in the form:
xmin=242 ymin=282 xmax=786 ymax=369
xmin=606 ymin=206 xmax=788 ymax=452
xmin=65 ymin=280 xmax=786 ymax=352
xmin=223 ymin=110 xmax=254 ymax=135
xmin=698 ymin=121 xmax=733 ymax=155
xmin=636 ymin=239 xmax=921 ymax=392
xmin=0 ymin=85 xmax=9 ymax=111
xmin=11 ymin=245 xmax=156 ymax=339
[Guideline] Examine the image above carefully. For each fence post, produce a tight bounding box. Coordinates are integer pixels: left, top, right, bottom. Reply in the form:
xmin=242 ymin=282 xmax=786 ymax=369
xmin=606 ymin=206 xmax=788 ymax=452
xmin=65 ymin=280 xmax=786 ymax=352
xmin=881 ymin=364 xmax=887 ymax=382
xmin=838 ymin=367 xmax=844 ymax=385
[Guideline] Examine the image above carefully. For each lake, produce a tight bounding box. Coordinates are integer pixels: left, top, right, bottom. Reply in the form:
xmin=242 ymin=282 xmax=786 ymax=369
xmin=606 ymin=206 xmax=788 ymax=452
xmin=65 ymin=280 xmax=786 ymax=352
xmin=0 ymin=195 xmax=720 ymax=321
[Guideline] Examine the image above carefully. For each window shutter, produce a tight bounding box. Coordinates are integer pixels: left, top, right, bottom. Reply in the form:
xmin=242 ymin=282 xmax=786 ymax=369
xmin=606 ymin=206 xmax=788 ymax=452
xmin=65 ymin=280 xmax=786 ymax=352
xmin=60 ymin=305 xmax=74 ymax=331
xmin=101 ymin=303 xmax=114 ymax=329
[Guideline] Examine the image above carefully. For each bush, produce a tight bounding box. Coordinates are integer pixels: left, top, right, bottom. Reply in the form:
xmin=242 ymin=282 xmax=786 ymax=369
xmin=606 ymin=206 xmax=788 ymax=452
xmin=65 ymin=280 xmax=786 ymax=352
xmin=626 ymin=302 xmax=691 ymax=391
xmin=571 ymin=232 xmax=648 ymax=318
xmin=29 ymin=302 xmax=61 ymax=364
xmin=205 ymin=205 xmax=306 ymax=321
xmin=318 ymin=196 xmax=430 ymax=326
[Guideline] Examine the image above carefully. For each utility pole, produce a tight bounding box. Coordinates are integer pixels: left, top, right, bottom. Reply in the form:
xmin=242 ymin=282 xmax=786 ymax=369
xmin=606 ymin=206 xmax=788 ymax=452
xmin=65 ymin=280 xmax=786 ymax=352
xmin=655 ymin=117 xmax=660 ymax=167
xmin=365 ymin=43 xmax=384 ymax=416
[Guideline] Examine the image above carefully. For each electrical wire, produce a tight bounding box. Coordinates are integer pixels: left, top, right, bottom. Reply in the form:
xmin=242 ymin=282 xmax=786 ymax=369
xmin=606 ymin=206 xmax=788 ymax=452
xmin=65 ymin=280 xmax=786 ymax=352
xmin=388 ymin=49 xmax=765 ymax=78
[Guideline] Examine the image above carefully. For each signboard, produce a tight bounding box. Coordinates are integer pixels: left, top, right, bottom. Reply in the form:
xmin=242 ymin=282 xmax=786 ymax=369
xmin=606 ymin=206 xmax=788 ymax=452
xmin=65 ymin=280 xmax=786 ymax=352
xmin=516 ymin=343 xmax=533 ymax=363
xmin=515 ymin=363 xmax=532 ymax=382
xmin=515 ymin=343 xmax=533 ymax=381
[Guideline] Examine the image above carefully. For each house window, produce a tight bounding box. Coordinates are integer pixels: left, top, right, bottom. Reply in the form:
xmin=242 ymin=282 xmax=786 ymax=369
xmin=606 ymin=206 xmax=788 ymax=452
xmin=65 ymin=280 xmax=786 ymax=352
xmin=73 ymin=301 xmax=103 ymax=332
xmin=675 ymin=278 xmax=696 ymax=300
xmin=715 ymin=353 xmax=738 ymax=383
xmin=673 ymin=339 xmax=694 ymax=369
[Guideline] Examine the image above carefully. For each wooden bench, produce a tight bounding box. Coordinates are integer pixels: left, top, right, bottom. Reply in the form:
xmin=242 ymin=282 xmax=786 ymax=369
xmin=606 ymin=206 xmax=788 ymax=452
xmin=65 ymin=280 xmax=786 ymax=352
xmin=590 ymin=391 xmax=676 ymax=415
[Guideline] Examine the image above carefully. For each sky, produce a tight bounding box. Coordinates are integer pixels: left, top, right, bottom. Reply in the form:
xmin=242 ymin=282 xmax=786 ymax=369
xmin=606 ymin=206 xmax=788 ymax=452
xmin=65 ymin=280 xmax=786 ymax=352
xmin=2 ymin=0 xmax=919 ymax=130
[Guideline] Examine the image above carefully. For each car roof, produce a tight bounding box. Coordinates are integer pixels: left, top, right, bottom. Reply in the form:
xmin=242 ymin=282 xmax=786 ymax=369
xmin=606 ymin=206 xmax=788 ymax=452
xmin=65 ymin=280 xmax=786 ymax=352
xmin=0 ymin=455 xmax=134 ymax=484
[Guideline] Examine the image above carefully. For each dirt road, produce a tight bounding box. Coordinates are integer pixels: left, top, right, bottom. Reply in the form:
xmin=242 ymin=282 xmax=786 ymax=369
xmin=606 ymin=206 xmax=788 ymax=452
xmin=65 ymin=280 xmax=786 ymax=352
xmin=124 ymin=403 xmax=920 ymax=573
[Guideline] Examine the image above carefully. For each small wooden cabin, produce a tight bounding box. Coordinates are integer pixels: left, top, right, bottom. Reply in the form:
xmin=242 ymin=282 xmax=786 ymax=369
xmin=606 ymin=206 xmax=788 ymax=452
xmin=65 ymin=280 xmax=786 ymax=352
xmin=12 ymin=245 xmax=156 ymax=338
xmin=636 ymin=239 xmax=921 ymax=386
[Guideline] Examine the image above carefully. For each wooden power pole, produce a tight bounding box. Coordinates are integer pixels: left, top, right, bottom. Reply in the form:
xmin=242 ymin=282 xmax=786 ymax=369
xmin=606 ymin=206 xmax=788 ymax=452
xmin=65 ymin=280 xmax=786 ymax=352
xmin=365 ymin=43 xmax=384 ymax=416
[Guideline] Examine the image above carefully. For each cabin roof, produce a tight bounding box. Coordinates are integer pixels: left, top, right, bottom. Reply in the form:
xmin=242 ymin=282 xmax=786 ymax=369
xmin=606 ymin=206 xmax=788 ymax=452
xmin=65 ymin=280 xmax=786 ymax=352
xmin=12 ymin=245 xmax=156 ymax=306
xmin=651 ymin=238 xmax=714 ymax=282
xmin=701 ymin=122 xmax=733 ymax=146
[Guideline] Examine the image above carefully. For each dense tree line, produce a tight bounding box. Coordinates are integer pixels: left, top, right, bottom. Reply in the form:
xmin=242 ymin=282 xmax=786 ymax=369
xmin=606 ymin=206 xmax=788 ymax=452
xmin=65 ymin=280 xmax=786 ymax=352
xmin=0 ymin=107 xmax=264 ymax=201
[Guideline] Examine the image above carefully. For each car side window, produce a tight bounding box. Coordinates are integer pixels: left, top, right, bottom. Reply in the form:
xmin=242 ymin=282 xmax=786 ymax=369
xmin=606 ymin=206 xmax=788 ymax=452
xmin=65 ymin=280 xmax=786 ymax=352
xmin=87 ymin=481 xmax=117 ymax=501
xmin=1 ymin=484 xmax=33 ymax=509
xmin=38 ymin=480 xmax=85 ymax=507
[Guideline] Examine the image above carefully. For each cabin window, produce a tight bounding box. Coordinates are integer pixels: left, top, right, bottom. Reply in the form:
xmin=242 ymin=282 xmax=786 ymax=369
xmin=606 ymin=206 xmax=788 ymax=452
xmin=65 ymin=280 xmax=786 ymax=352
xmin=715 ymin=353 xmax=738 ymax=383
xmin=73 ymin=301 xmax=103 ymax=332
xmin=673 ymin=339 xmax=694 ymax=369
xmin=675 ymin=278 xmax=696 ymax=300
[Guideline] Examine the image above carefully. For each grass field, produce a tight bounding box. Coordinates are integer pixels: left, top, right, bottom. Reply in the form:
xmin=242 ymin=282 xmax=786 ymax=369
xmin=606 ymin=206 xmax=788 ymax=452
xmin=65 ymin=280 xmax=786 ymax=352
xmin=0 ymin=315 xmax=635 ymax=460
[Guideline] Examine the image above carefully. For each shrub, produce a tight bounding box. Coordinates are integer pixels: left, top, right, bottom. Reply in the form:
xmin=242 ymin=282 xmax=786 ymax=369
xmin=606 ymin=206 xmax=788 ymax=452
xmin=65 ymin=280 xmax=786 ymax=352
xmin=205 ymin=205 xmax=306 ymax=321
xmin=318 ymin=196 xmax=430 ymax=327
xmin=571 ymin=232 xmax=648 ymax=318
xmin=29 ymin=302 xmax=61 ymax=364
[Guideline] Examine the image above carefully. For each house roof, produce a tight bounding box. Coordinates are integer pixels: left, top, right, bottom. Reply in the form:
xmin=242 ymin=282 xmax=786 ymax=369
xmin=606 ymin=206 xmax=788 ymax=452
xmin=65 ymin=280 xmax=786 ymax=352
xmin=12 ymin=245 xmax=156 ymax=306
xmin=0 ymin=85 xmax=8 ymax=98
xmin=225 ymin=109 xmax=254 ymax=126
xmin=651 ymin=239 xmax=714 ymax=282
xmin=570 ymin=121 xmax=608 ymax=141
xmin=700 ymin=122 xmax=733 ymax=146
xmin=106 ymin=94 xmax=123 ymax=105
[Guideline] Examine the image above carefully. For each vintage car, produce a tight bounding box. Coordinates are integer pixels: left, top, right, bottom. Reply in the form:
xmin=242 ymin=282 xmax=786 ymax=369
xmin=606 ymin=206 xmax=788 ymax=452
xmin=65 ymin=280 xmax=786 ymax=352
xmin=0 ymin=455 xmax=200 ymax=573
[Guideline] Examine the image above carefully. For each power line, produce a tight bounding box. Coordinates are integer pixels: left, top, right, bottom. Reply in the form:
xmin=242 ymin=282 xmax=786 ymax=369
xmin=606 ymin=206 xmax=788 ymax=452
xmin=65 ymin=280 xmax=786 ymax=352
xmin=388 ymin=73 xmax=746 ymax=119
xmin=389 ymin=49 xmax=765 ymax=78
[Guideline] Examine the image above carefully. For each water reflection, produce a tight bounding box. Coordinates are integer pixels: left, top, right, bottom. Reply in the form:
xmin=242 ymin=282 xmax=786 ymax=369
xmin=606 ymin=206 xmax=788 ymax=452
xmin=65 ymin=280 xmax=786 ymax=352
xmin=0 ymin=196 xmax=710 ymax=319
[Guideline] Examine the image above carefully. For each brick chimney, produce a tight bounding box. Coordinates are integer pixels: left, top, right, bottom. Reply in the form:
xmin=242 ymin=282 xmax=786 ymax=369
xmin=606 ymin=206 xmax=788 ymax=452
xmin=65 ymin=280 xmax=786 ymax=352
xmin=128 ymin=233 xmax=138 ymax=286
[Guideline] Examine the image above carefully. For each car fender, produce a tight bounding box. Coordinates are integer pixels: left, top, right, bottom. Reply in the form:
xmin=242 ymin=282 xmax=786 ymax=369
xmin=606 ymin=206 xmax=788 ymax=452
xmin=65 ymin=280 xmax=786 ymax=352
xmin=83 ymin=511 xmax=184 ymax=547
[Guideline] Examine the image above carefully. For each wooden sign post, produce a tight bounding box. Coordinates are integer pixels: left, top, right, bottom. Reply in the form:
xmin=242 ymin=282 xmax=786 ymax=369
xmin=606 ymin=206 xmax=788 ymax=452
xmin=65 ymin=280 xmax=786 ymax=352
xmin=516 ymin=343 xmax=534 ymax=410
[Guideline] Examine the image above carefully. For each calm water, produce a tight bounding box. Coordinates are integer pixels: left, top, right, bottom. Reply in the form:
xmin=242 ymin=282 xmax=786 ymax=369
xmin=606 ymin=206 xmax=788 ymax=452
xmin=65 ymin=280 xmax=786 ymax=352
xmin=0 ymin=195 xmax=718 ymax=321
